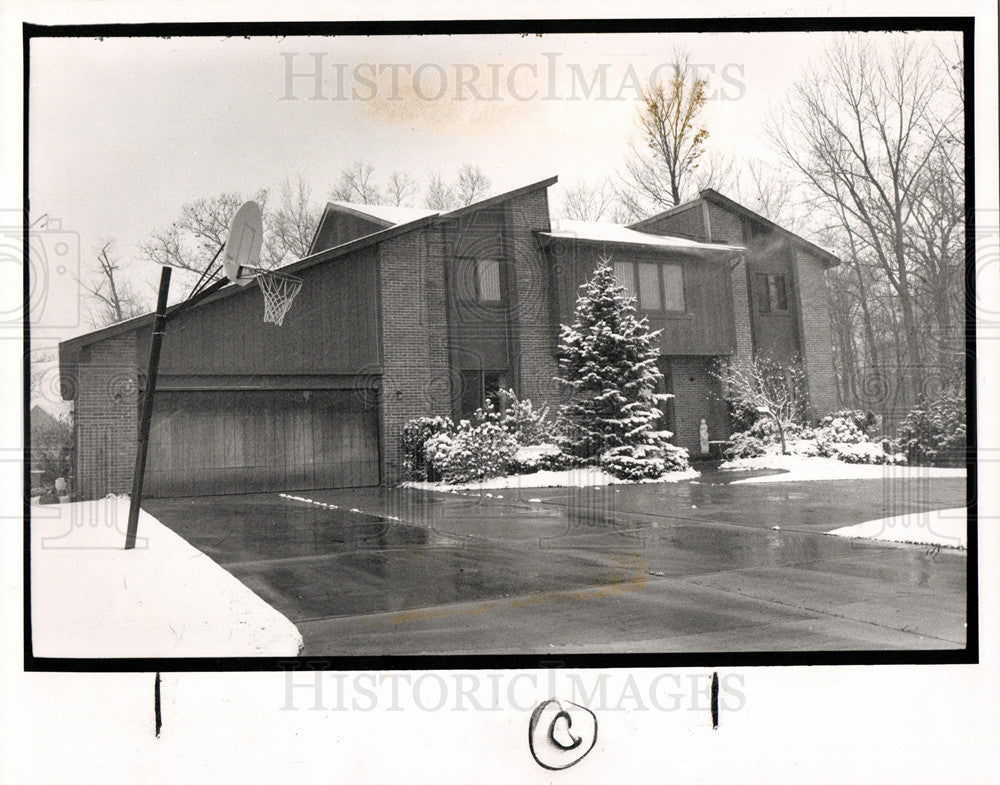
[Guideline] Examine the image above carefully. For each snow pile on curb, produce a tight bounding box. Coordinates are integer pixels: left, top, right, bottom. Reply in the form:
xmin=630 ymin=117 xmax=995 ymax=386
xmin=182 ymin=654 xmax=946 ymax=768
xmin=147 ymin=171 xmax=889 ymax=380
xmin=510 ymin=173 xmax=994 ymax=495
xmin=828 ymin=508 xmax=967 ymax=549
xmin=402 ymin=465 xmax=700 ymax=492
xmin=721 ymin=453 xmax=965 ymax=484
xmin=30 ymin=498 xmax=303 ymax=657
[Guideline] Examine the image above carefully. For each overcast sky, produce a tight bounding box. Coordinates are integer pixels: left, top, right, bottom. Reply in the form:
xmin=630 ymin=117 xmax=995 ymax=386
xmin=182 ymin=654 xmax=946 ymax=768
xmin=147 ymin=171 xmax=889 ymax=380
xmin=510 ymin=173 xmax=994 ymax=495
xmin=26 ymin=29 xmax=955 ymax=378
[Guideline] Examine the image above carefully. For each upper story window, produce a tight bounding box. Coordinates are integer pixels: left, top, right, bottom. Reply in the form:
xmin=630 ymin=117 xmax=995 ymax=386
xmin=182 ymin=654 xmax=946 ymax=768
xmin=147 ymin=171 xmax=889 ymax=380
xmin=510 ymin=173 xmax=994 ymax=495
xmin=457 ymin=258 xmax=502 ymax=302
xmin=755 ymin=273 xmax=788 ymax=312
xmin=613 ymin=261 xmax=685 ymax=312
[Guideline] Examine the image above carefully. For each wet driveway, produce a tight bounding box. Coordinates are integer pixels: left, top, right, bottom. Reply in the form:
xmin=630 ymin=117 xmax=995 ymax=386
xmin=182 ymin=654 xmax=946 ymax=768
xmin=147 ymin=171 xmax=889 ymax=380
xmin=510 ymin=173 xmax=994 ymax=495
xmin=143 ymin=469 xmax=968 ymax=655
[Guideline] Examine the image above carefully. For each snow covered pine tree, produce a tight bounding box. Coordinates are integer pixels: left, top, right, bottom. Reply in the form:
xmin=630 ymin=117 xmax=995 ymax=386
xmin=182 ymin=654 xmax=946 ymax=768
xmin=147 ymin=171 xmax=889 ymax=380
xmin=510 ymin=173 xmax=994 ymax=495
xmin=555 ymin=256 xmax=689 ymax=479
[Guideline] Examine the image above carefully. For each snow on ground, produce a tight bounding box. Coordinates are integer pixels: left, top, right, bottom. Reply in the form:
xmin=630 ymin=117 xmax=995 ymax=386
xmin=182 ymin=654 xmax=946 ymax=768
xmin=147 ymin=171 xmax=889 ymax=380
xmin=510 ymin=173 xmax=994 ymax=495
xmin=828 ymin=508 xmax=968 ymax=549
xmin=402 ymin=465 xmax=700 ymax=492
xmin=720 ymin=453 xmax=966 ymax=484
xmin=30 ymin=497 xmax=302 ymax=657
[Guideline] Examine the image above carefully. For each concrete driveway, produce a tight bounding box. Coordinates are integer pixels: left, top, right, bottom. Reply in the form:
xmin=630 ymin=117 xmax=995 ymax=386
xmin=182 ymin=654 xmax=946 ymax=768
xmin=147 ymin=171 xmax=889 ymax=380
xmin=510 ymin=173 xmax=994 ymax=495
xmin=144 ymin=470 xmax=968 ymax=655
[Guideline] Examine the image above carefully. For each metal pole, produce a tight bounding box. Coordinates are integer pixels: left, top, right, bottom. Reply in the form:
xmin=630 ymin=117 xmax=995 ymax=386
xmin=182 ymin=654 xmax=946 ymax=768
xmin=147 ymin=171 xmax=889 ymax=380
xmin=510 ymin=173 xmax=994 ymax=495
xmin=125 ymin=265 xmax=171 ymax=550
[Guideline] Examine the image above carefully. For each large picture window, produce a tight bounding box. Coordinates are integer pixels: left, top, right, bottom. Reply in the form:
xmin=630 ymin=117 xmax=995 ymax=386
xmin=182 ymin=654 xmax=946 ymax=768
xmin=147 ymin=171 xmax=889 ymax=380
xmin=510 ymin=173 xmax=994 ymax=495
xmin=612 ymin=261 xmax=685 ymax=313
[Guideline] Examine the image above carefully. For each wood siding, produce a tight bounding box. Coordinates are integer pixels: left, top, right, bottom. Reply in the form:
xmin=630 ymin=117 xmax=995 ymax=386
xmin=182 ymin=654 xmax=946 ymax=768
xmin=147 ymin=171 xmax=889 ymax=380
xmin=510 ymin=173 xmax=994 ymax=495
xmin=146 ymin=389 xmax=379 ymax=496
xmin=138 ymin=248 xmax=380 ymax=376
xmin=549 ymin=242 xmax=736 ymax=356
xmin=313 ymin=211 xmax=386 ymax=252
xmin=441 ymin=208 xmax=511 ymax=373
xmin=746 ymin=232 xmax=801 ymax=363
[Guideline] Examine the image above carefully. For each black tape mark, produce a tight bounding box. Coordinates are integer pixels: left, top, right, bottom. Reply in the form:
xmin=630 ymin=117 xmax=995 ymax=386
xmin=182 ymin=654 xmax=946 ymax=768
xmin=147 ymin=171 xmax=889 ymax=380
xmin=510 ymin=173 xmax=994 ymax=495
xmin=711 ymin=672 xmax=719 ymax=730
xmin=154 ymin=672 xmax=162 ymax=738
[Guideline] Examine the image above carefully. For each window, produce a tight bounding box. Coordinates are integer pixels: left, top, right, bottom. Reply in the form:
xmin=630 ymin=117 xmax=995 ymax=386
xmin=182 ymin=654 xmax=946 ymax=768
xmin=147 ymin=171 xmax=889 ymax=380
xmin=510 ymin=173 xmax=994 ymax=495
xmin=637 ymin=263 xmax=662 ymax=310
xmin=756 ymin=274 xmax=788 ymax=312
xmin=613 ymin=262 xmax=634 ymax=295
xmin=459 ymin=369 xmax=510 ymax=418
xmin=457 ymin=258 xmax=502 ymax=302
xmin=612 ymin=261 xmax=685 ymax=312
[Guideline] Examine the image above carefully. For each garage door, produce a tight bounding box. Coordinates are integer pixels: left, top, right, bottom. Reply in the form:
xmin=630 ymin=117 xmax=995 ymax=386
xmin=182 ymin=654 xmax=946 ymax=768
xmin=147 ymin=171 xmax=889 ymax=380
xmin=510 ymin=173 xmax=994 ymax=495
xmin=145 ymin=389 xmax=379 ymax=497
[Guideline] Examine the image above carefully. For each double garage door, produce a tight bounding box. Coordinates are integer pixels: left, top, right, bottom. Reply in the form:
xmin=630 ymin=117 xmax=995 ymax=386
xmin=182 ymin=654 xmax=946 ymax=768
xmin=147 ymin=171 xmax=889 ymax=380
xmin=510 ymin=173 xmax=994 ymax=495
xmin=146 ymin=389 xmax=380 ymax=497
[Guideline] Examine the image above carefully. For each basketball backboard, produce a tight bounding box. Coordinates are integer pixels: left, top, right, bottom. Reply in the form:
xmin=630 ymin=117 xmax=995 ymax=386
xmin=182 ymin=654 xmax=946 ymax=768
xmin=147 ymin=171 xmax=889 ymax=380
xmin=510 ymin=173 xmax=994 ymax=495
xmin=222 ymin=201 xmax=263 ymax=286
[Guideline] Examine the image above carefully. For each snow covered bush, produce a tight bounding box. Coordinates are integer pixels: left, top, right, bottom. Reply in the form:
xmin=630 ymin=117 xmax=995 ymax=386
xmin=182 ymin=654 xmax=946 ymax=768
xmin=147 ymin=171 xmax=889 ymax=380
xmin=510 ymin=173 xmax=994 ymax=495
xmin=813 ymin=415 xmax=868 ymax=451
xmin=600 ymin=439 xmax=690 ymax=481
xmin=897 ymin=392 xmax=966 ymax=467
xmin=401 ymin=416 xmax=454 ymax=481
xmin=725 ymin=413 xmax=904 ymax=465
xmin=424 ymin=420 xmax=517 ymax=484
xmin=826 ymin=441 xmax=906 ymax=465
xmin=509 ymin=443 xmax=574 ymax=474
xmin=489 ymin=390 xmax=553 ymax=446
xmin=555 ymin=256 xmax=668 ymax=461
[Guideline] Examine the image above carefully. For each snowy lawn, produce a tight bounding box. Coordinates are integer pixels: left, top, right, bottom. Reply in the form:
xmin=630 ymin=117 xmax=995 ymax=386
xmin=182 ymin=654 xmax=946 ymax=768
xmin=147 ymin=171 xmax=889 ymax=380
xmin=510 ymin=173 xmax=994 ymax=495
xmin=402 ymin=465 xmax=700 ymax=492
xmin=720 ymin=453 xmax=965 ymax=484
xmin=828 ymin=508 xmax=967 ymax=549
xmin=30 ymin=497 xmax=302 ymax=657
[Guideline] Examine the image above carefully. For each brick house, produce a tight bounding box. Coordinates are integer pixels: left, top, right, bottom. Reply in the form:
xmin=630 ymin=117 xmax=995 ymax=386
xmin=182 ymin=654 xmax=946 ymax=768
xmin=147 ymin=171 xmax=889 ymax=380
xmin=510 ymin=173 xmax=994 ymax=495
xmin=58 ymin=177 xmax=839 ymax=499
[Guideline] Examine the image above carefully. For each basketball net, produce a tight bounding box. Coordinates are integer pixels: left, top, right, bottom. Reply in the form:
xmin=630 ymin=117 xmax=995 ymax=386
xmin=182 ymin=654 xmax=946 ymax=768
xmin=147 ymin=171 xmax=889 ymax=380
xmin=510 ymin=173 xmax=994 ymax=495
xmin=257 ymin=269 xmax=303 ymax=326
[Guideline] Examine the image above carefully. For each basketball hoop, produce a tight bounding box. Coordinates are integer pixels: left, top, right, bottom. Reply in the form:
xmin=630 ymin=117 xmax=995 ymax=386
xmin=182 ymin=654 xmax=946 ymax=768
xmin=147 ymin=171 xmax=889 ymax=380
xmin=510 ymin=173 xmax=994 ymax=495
xmin=257 ymin=269 xmax=303 ymax=326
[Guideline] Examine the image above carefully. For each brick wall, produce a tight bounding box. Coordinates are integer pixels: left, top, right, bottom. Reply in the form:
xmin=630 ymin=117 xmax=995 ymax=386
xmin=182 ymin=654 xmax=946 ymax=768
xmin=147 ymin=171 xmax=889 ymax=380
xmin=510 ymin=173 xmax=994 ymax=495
xmin=704 ymin=203 xmax=743 ymax=244
xmin=73 ymin=332 xmax=139 ymax=499
xmin=668 ymin=356 xmax=731 ymax=453
xmin=505 ymin=188 xmax=560 ymax=408
xmin=729 ymin=256 xmax=753 ymax=363
xmin=793 ymin=248 xmax=839 ymax=417
xmin=377 ymin=228 xmax=452 ymax=482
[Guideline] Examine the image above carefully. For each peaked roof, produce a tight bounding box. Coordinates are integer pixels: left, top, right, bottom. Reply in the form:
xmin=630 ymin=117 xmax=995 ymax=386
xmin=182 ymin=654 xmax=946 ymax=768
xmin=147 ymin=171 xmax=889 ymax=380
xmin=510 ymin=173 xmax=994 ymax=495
xmin=307 ymin=176 xmax=559 ymax=255
xmin=540 ymin=218 xmax=745 ymax=256
xmin=59 ymin=176 xmax=560 ymax=378
xmin=326 ymin=201 xmax=439 ymax=227
xmin=630 ymin=188 xmax=840 ymax=268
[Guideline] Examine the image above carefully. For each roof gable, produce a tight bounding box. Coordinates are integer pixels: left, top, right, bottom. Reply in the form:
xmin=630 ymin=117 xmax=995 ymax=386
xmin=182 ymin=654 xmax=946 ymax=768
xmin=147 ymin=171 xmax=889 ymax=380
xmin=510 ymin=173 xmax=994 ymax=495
xmin=630 ymin=189 xmax=840 ymax=268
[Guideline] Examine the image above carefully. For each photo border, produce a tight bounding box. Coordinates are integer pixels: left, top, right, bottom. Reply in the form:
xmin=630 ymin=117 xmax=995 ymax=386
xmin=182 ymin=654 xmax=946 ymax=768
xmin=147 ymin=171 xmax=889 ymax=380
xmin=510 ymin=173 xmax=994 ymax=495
xmin=21 ymin=15 xmax=979 ymax=673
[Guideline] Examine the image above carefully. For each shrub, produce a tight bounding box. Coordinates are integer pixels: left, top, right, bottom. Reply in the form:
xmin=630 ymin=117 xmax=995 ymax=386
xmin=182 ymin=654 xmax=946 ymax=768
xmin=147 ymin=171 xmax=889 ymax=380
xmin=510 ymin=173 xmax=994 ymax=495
xmin=401 ymin=416 xmax=454 ymax=481
xmin=724 ymin=419 xmax=783 ymax=460
xmin=724 ymin=414 xmax=904 ymax=465
xmin=509 ymin=443 xmax=574 ymax=474
xmin=425 ymin=420 xmax=518 ymax=484
xmin=897 ymin=393 xmax=966 ymax=467
xmin=827 ymin=441 xmax=906 ymax=465
xmin=599 ymin=436 xmax=690 ymax=481
xmin=490 ymin=390 xmax=553 ymax=445
xmin=724 ymin=432 xmax=769 ymax=460
xmin=824 ymin=409 xmax=880 ymax=436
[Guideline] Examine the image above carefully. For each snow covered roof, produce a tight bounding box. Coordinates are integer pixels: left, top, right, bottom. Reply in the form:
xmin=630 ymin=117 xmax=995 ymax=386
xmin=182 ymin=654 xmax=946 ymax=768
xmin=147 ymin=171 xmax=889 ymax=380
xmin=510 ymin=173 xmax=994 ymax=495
xmin=540 ymin=219 xmax=745 ymax=255
xmin=329 ymin=201 xmax=439 ymax=226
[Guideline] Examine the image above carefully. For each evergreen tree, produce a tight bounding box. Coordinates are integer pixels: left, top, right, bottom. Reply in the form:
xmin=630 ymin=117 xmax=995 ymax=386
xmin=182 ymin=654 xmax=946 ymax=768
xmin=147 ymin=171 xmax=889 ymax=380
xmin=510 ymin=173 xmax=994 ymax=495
xmin=555 ymin=256 xmax=667 ymax=459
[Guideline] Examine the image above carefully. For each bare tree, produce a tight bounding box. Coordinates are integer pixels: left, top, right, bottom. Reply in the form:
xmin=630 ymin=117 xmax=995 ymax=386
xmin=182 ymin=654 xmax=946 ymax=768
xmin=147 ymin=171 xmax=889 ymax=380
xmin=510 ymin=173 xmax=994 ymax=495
xmin=767 ymin=35 xmax=961 ymax=403
xmin=385 ymin=171 xmax=418 ymax=207
xmin=264 ymin=176 xmax=319 ymax=265
xmin=425 ymin=171 xmax=456 ymax=210
xmin=712 ymin=357 xmax=809 ymax=454
xmin=454 ymin=164 xmax=492 ymax=206
xmin=77 ymin=241 xmax=150 ymax=327
xmin=330 ymin=161 xmax=383 ymax=204
xmin=620 ymin=51 xmax=710 ymax=210
xmin=141 ymin=190 xmax=271 ymax=278
xmin=560 ymin=179 xmax=619 ymax=221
